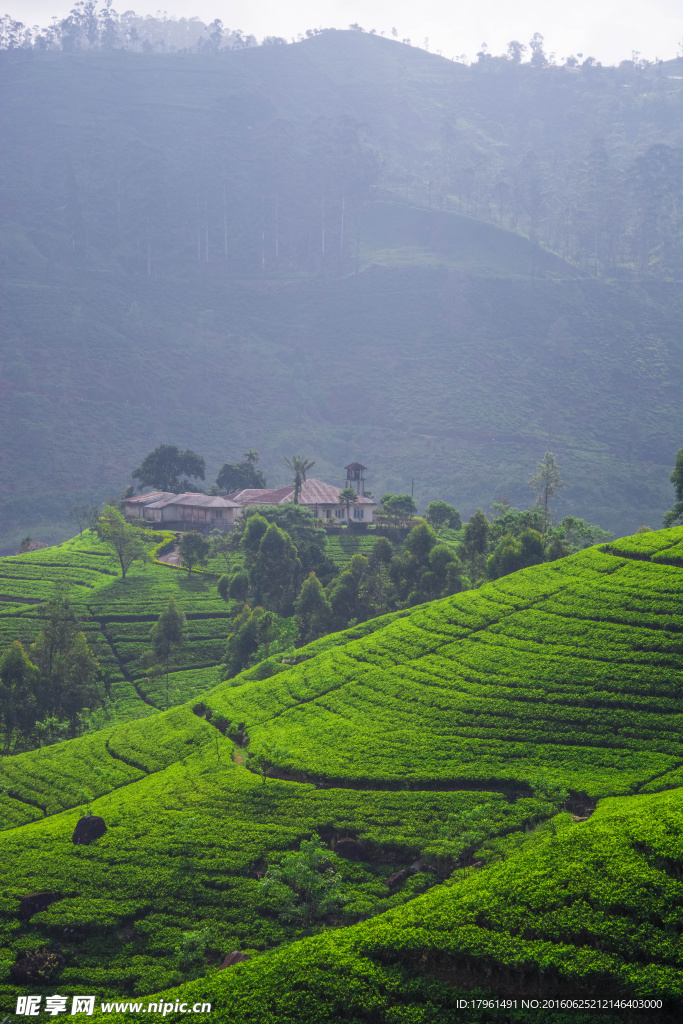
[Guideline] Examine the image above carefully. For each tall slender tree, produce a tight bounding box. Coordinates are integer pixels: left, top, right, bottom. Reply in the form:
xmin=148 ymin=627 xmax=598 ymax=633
xmin=284 ymin=456 xmax=315 ymax=504
xmin=528 ymin=452 xmax=564 ymax=532
xmin=338 ymin=487 xmax=358 ymax=520
xmin=663 ymin=447 xmax=683 ymax=526
xmin=150 ymin=597 xmax=186 ymax=709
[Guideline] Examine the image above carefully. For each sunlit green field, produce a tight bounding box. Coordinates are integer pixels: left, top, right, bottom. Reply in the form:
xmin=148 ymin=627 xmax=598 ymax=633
xmin=0 ymin=527 xmax=681 ymax=1020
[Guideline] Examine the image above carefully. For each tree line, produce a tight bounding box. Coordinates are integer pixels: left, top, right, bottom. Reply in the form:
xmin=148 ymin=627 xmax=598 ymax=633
xmin=0 ymin=5 xmax=259 ymax=53
xmin=205 ymin=452 xmax=617 ymax=680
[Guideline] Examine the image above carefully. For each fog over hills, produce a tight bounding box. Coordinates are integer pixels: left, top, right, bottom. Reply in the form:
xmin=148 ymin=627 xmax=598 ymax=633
xmin=1 ymin=29 xmax=682 ymax=549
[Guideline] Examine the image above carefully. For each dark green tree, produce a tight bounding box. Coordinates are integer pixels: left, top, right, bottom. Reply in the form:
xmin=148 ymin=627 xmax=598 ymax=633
xmin=663 ymin=447 xmax=683 ymax=527
xmin=259 ymin=834 xmax=343 ymax=920
xmin=237 ymin=505 xmax=333 ymax=580
xmin=338 ymin=487 xmax=359 ymax=520
xmin=60 ymin=631 xmax=101 ymax=735
xmin=487 ymin=528 xmax=545 ymax=579
xmin=215 ymin=449 xmax=267 ymax=493
xmin=427 ymin=544 xmax=467 ymax=598
xmin=132 ymin=444 xmax=206 ymax=493
xmin=489 ymin=503 xmax=546 ymax=543
xmin=228 ymin=571 xmax=250 ymax=602
xmin=424 ymin=500 xmax=462 ymax=534
xmin=404 ymin=522 xmax=437 ymax=562
xmin=30 ymin=590 xmax=102 ymax=738
xmin=150 ymin=597 xmax=186 ymax=708
xmin=460 ymin=509 xmax=491 ymax=584
xmin=368 ymin=536 xmax=393 ymax=568
xmin=222 ymin=604 xmax=265 ymax=678
xmin=240 ymin=513 xmax=270 ymax=568
xmin=0 ymin=642 xmax=39 ymax=753
xmin=295 ymin=572 xmax=332 ymax=642
xmin=178 ymin=531 xmax=210 ymax=575
xmin=327 ymin=554 xmax=369 ymax=627
xmin=251 ymin=523 xmax=302 ymax=614
xmin=379 ymin=494 xmax=417 ymax=527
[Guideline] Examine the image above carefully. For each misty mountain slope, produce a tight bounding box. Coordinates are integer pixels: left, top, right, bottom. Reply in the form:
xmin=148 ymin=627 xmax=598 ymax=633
xmin=1 ymin=34 xmax=682 ymax=550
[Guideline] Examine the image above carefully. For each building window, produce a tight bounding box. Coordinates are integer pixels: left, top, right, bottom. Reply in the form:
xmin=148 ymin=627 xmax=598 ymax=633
xmin=214 ymin=510 xmax=223 ymax=518
xmin=335 ymin=508 xmax=344 ymax=518
xmin=325 ymin=509 xmax=332 ymax=519
xmin=353 ymin=508 xmax=364 ymax=520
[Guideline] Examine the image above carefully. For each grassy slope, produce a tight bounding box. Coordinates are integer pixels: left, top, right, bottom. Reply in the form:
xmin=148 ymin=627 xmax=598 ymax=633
xmin=0 ymin=528 xmax=681 ymax=1016
xmin=0 ymin=532 xmax=234 ymax=722
xmin=2 ymin=38 xmax=682 ymax=551
xmin=89 ymin=786 xmax=683 ymax=1023
xmin=199 ymin=526 xmax=683 ymax=797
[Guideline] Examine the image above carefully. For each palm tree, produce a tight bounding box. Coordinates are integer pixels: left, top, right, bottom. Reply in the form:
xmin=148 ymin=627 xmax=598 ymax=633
xmin=284 ymin=456 xmax=315 ymax=504
xmin=242 ymin=448 xmax=265 ymax=488
xmin=242 ymin=448 xmax=260 ymax=466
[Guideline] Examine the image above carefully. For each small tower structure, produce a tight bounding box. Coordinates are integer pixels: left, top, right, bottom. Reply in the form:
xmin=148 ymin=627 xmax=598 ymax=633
xmin=344 ymin=462 xmax=367 ymax=496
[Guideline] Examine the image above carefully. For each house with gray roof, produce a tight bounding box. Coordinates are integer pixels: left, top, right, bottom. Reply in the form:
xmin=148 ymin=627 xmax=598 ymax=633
xmin=123 ymin=492 xmax=240 ymax=528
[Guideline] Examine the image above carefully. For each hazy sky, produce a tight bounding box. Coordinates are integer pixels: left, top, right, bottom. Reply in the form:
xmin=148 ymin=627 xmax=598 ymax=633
xmin=6 ymin=0 xmax=682 ymax=65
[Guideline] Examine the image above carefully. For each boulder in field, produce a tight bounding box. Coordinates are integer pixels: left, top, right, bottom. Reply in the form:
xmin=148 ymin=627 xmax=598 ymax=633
xmin=219 ymin=951 xmax=251 ymax=969
xmin=10 ymin=950 xmax=64 ymax=984
xmin=20 ymin=891 xmax=59 ymax=920
xmin=72 ymin=815 xmax=107 ymax=845
xmin=385 ymin=870 xmax=407 ymax=889
xmin=334 ymin=838 xmax=365 ymax=861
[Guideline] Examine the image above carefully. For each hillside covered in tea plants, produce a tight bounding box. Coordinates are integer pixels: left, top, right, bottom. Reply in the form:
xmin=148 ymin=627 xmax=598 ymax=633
xmin=0 ymin=525 xmax=681 ymax=1021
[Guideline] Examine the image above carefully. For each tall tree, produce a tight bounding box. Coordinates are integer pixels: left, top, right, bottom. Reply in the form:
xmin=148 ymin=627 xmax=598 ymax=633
xmin=424 ymin=501 xmax=462 ymax=534
xmin=460 ymin=509 xmax=491 ymax=584
xmin=378 ymin=494 xmax=417 ymax=527
xmin=663 ymin=447 xmax=683 ymax=527
xmin=99 ymin=506 xmax=149 ymax=579
xmin=0 ymin=642 xmax=39 ymax=753
xmin=250 ymin=523 xmax=302 ymax=614
xmin=30 ymin=589 xmax=102 ymax=737
xmin=283 ymin=456 xmax=315 ymax=504
xmin=132 ymin=444 xmax=206 ymax=493
xmin=60 ymin=632 xmax=101 ymax=735
xmin=528 ymin=452 xmax=565 ymax=531
xmin=295 ymin=572 xmax=332 ymax=642
xmin=338 ymin=487 xmax=359 ymax=520
xmin=150 ymin=597 xmax=186 ymax=709
xmin=178 ymin=531 xmax=210 ymax=575
xmin=216 ymin=449 xmax=266 ymax=493
xmin=236 ymin=505 xmax=332 ymax=580
xmin=221 ymin=604 xmax=264 ymax=679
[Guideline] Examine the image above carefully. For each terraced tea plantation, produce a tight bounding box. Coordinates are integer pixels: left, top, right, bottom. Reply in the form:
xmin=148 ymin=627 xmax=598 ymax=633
xmin=204 ymin=528 xmax=683 ymax=798
xmin=0 ymin=533 xmax=234 ymax=719
xmin=0 ymin=526 xmax=682 ymax=1021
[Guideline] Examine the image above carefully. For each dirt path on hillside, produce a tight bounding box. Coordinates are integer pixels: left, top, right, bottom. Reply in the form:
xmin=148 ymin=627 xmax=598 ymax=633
xmin=158 ymin=543 xmax=181 ymax=565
